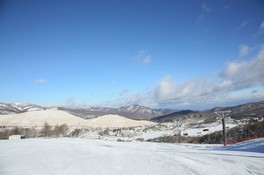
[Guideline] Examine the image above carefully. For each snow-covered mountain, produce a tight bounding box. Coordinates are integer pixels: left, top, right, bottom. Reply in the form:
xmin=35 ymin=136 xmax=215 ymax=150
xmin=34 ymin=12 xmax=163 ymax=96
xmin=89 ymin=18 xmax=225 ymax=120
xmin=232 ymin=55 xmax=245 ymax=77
xmin=57 ymin=106 xmax=116 ymax=119
xmin=1 ymin=101 xmax=263 ymax=121
xmin=0 ymin=102 xmax=165 ymax=120
xmin=0 ymin=102 xmax=45 ymax=115
xmin=152 ymin=101 xmax=264 ymax=123
xmin=210 ymin=101 xmax=264 ymax=119
xmin=58 ymin=104 xmax=167 ymax=120
xmin=117 ymin=104 xmax=166 ymax=120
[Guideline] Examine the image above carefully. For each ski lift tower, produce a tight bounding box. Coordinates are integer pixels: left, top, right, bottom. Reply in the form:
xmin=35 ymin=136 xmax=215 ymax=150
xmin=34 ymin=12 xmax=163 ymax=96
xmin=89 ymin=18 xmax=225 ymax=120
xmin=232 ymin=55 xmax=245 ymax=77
xmin=214 ymin=110 xmax=231 ymax=146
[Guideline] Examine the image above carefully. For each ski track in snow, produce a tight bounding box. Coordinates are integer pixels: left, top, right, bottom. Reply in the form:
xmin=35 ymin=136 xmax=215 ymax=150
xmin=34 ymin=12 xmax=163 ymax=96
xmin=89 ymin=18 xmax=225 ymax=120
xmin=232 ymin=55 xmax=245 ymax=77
xmin=0 ymin=138 xmax=264 ymax=175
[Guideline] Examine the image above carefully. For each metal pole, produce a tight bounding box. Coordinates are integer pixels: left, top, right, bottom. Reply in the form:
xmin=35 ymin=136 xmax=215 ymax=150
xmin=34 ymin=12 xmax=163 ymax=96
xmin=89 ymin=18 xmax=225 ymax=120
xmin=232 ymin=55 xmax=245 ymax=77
xmin=178 ymin=130 xmax=181 ymax=143
xmin=222 ymin=118 xmax=227 ymax=146
xmin=214 ymin=111 xmax=231 ymax=146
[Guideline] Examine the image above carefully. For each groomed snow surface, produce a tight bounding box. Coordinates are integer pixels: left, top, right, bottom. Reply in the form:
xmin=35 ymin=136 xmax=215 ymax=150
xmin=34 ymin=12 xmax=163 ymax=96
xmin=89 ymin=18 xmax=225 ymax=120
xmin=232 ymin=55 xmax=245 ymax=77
xmin=0 ymin=138 xmax=264 ymax=175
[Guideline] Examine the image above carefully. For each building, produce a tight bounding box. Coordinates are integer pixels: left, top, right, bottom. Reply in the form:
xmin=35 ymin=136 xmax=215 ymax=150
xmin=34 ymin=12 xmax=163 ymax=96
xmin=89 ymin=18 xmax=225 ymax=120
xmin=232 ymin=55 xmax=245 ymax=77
xmin=9 ymin=135 xmax=25 ymax=140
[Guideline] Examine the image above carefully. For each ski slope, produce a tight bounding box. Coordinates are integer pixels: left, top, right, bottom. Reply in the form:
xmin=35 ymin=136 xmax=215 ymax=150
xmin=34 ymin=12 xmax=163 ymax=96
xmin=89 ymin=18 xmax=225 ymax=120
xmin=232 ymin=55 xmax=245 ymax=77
xmin=0 ymin=138 xmax=263 ymax=175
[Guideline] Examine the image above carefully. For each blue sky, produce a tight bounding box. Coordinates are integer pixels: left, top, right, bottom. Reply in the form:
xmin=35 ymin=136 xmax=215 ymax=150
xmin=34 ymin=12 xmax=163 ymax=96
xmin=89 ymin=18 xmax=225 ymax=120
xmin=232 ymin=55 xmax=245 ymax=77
xmin=1 ymin=0 xmax=264 ymax=109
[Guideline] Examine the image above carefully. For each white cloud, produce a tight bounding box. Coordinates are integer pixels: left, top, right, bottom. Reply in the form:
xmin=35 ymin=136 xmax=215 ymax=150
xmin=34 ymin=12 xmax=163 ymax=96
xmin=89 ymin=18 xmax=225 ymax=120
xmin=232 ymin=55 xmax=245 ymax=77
xmin=155 ymin=76 xmax=176 ymax=100
xmin=134 ymin=50 xmax=152 ymax=65
xmin=154 ymin=76 xmax=216 ymax=105
xmin=108 ymin=92 xmax=149 ymax=107
xmin=142 ymin=55 xmax=152 ymax=65
xmin=35 ymin=79 xmax=47 ymax=84
xmin=110 ymin=45 xmax=264 ymax=109
xmin=260 ymin=20 xmax=264 ymax=30
xmin=239 ymin=44 xmax=250 ymax=57
xmin=254 ymin=20 xmax=264 ymax=38
xmin=235 ymin=20 xmax=250 ymax=30
xmin=196 ymin=14 xmax=204 ymax=25
xmin=202 ymin=3 xmax=211 ymax=13
xmin=65 ymin=97 xmax=77 ymax=108
xmin=196 ymin=3 xmax=211 ymax=34
xmin=154 ymin=45 xmax=264 ymax=104
xmin=119 ymin=87 xmax=130 ymax=97
xmin=220 ymin=45 xmax=264 ymax=90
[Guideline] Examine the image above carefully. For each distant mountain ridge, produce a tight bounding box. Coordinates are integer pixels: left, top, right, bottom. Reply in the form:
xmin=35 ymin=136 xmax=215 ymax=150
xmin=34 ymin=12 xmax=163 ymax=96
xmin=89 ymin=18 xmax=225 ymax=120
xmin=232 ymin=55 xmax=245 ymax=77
xmin=153 ymin=101 xmax=264 ymax=122
xmin=58 ymin=104 xmax=166 ymax=120
xmin=0 ymin=102 xmax=45 ymax=115
xmin=210 ymin=101 xmax=264 ymax=119
xmin=0 ymin=102 xmax=167 ymax=120
xmin=1 ymin=101 xmax=264 ymax=121
xmin=152 ymin=110 xmax=196 ymax=122
xmin=116 ymin=104 xmax=165 ymax=120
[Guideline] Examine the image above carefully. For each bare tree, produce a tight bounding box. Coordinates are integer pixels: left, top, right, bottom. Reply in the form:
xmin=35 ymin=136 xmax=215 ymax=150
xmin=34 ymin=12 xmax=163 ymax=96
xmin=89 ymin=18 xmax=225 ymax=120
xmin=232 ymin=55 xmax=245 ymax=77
xmin=53 ymin=124 xmax=69 ymax=137
xmin=41 ymin=122 xmax=52 ymax=138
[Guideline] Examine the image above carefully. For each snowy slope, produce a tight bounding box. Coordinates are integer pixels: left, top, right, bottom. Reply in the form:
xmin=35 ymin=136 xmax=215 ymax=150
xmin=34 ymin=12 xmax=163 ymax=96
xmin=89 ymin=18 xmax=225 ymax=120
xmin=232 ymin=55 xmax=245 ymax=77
xmin=0 ymin=109 xmax=154 ymax=128
xmin=88 ymin=114 xmax=155 ymax=127
xmin=0 ymin=109 xmax=88 ymax=127
xmin=181 ymin=123 xmax=237 ymax=136
xmin=0 ymin=138 xmax=263 ymax=175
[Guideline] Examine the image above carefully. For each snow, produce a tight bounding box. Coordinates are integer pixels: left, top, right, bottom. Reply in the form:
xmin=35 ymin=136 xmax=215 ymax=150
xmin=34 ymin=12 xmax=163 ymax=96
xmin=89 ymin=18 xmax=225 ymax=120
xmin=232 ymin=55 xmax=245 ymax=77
xmin=136 ymin=131 xmax=175 ymax=140
xmin=0 ymin=109 xmax=87 ymax=127
xmin=181 ymin=123 xmax=237 ymax=136
xmin=0 ymin=138 xmax=263 ymax=175
xmin=0 ymin=110 xmax=154 ymax=128
xmin=218 ymin=138 xmax=264 ymax=153
xmin=88 ymin=114 xmax=155 ymax=128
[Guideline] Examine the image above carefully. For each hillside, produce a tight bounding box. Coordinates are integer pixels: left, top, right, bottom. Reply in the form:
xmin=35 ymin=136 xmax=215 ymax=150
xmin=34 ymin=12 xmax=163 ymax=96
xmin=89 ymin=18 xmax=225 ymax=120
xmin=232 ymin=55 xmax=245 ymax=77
xmin=0 ymin=103 xmax=166 ymax=120
xmin=0 ymin=109 xmax=154 ymax=128
xmin=152 ymin=101 xmax=264 ymax=123
xmin=87 ymin=114 xmax=155 ymax=128
xmin=0 ymin=109 xmax=87 ymax=127
xmin=58 ymin=104 xmax=166 ymax=120
xmin=210 ymin=101 xmax=264 ymax=119
xmin=152 ymin=110 xmax=196 ymax=122
xmin=116 ymin=104 xmax=166 ymax=120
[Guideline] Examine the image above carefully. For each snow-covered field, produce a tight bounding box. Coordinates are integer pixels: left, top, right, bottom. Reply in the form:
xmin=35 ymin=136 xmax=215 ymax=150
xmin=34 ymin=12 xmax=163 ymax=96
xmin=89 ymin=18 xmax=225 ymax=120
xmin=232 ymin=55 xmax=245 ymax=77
xmin=181 ymin=123 xmax=238 ymax=136
xmin=0 ymin=138 xmax=264 ymax=175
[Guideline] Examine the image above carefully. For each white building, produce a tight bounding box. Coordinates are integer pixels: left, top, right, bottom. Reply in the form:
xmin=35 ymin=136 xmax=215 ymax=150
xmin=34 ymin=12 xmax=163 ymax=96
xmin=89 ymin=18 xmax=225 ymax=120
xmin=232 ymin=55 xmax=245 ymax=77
xmin=9 ymin=135 xmax=25 ymax=140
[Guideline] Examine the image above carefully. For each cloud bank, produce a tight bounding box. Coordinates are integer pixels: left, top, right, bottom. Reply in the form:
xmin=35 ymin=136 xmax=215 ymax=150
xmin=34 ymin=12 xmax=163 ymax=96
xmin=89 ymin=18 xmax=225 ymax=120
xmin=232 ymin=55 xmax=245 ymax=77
xmin=112 ymin=45 xmax=264 ymax=109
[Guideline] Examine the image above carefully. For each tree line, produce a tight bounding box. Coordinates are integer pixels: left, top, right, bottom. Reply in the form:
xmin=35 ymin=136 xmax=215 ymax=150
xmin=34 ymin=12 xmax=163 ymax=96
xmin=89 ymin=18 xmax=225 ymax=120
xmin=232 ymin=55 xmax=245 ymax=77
xmin=148 ymin=120 xmax=264 ymax=144
xmin=0 ymin=122 xmax=69 ymax=139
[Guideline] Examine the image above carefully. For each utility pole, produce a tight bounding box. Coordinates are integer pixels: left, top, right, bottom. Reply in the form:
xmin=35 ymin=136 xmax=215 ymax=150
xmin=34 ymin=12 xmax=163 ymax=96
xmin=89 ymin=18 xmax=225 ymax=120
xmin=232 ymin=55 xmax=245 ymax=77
xmin=178 ymin=130 xmax=181 ymax=143
xmin=214 ymin=111 xmax=231 ymax=146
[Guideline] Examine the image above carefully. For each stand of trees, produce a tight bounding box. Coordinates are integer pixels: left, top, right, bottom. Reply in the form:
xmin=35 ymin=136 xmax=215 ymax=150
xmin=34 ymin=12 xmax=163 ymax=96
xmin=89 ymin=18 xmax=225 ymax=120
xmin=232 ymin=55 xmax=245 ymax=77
xmin=201 ymin=120 xmax=264 ymax=144
xmin=0 ymin=123 xmax=69 ymax=139
xmin=148 ymin=120 xmax=264 ymax=144
xmin=40 ymin=122 xmax=69 ymax=138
